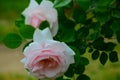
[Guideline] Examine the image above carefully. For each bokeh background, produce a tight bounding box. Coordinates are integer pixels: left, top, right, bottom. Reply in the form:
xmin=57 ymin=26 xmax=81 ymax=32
xmin=0 ymin=0 xmax=120 ymax=80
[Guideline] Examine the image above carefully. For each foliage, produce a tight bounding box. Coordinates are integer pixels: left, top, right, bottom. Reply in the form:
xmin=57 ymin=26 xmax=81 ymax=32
xmin=2 ymin=0 xmax=120 ymax=80
xmin=3 ymin=33 xmax=22 ymax=49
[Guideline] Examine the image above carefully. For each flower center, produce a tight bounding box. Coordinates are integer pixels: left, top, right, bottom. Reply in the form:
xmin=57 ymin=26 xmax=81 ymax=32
xmin=30 ymin=16 xmax=42 ymax=28
xmin=39 ymin=57 xmax=58 ymax=69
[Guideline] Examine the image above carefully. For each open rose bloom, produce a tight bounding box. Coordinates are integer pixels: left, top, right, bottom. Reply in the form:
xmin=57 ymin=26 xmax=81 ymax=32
xmin=22 ymin=0 xmax=58 ymax=36
xmin=21 ymin=28 xmax=75 ymax=79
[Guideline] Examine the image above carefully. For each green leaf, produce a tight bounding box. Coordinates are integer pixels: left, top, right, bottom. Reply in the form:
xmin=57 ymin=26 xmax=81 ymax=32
xmin=56 ymin=24 xmax=75 ymax=42
xmin=77 ymin=74 xmax=90 ymax=80
xmin=111 ymin=20 xmax=120 ymax=32
xmin=75 ymin=64 xmax=85 ymax=74
xmin=73 ymin=9 xmax=86 ymax=23
xmin=57 ymin=8 xmax=67 ymax=22
xmin=93 ymin=38 xmax=116 ymax=51
xmin=89 ymin=22 xmax=101 ymax=30
xmin=97 ymin=0 xmax=113 ymax=7
xmin=15 ymin=15 xmax=25 ymax=28
xmin=62 ymin=19 xmax=75 ymax=29
xmin=104 ymin=42 xmax=116 ymax=51
xmin=100 ymin=52 xmax=108 ymax=65
xmin=87 ymin=30 xmax=100 ymax=41
xmin=56 ymin=76 xmax=63 ymax=80
xmin=39 ymin=20 xmax=50 ymax=30
xmin=79 ymin=57 xmax=89 ymax=66
xmin=54 ymin=0 xmax=72 ymax=8
xmin=109 ymin=51 xmax=118 ymax=63
xmin=101 ymin=24 xmax=113 ymax=38
xmin=116 ymin=30 xmax=120 ymax=43
xmin=92 ymin=37 xmax=106 ymax=51
xmin=95 ymin=12 xmax=110 ymax=23
xmin=92 ymin=50 xmax=100 ymax=60
xmin=95 ymin=6 xmax=108 ymax=13
xmin=75 ymin=39 xmax=87 ymax=55
xmin=76 ymin=0 xmax=92 ymax=10
xmin=77 ymin=27 xmax=89 ymax=39
xmin=88 ymin=48 xmax=93 ymax=53
xmin=3 ymin=33 xmax=22 ymax=49
xmin=19 ymin=25 xmax=35 ymax=39
xmin=36 ymin=0 xmax=42 ymax=4
xmin=64 ymin=65 xmax=74 ymax=77
xmin=70 ymin=46 xmax=81 ymax=66
xmin=112 ymin=10 xmax=120 ymax=18
xmin=87 ymin=22 xmax=101 ymax=41
xmin=60 ymin=29 xmax=75 ymax=42
xmin=15 ymin=19 xmax=24 ymax=28
xmin=95 ymin=0 xmax=113 ymax=12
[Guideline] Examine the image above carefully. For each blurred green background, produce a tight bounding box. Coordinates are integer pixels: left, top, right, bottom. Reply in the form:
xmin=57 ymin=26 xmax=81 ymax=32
xmin=0 ymin=0 xmax=120 ymax=80
xmin=0 ymin=0 xmax=36 ymax=80
xmin=0 ymin=0 xmax=29 ymax=42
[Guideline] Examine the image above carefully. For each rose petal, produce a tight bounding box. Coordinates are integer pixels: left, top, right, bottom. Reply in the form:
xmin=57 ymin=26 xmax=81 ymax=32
xmin=44 ymin=41 xmax=65 ymax=53
xmin=50 ymin=21 xmax=58 ymax=36
xmin=30 ymin=16 xmax=42 ymax=28
xmin=33 ymin=28 xmax=53 ymax=43
xmin=21 ymin=58 xmax=26 ymax=64
xmin=40 ymin=0 xmax=53 ymax=8
xmin=62 ymin=42 xmax=75 ymax=55
xmin=32 ymin=65 xmax=40 ymax=72
xmin=22 ymin=0 xmax=38 ymax=15
xmin=24 ymin=42 xmax=42 ymax=55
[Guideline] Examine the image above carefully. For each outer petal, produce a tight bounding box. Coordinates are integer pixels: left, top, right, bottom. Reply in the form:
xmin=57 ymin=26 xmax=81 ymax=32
xmin=21 ymin=58 xmax=26 ymax=64
xmin=23 ymin=42 xmax=42 ymax=55
xmin=42 ymin=8 xmax=58 ymax=36
xmin=62 ymin=42 xmax=75 ymax=55
xmin=33 ymin=28 xmax=53 ymax=43
xmin=50 ymin=21 xmax=58 ymax=36
xmin=22 ymin=0 xmax=38 ymax=15
xmin=40 ymin=0 xmax=53 ymax=8
xmin=24 ymin=17 xmax=31 ymax=25
xmin=61 ymin=42 xmax=75 ymax=64
xmin=29 ymin=0 xmax=39 ymax=9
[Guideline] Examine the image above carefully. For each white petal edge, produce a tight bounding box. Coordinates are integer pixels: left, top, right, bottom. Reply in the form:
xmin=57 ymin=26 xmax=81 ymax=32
xmin=50 ymin=21 xmax=58 ymax=36
xmin=24 ymin=16 xmax=31 ymax=25
xmin=29 ymin=0 xmax=39 ymax=8
xmin=62 ymin=42 xmax=75 ymax=55
xmin=61 ymin=42 xmax=75 ymax=64
xmin=22 ymin=0 xmax=39 ymax=15
xmin=40 ymin=0 xmax=53 ymax=8
xmin=21 ymin=58 xmax=26 ymax=64
xmin=33 ymin=28 xmax=53 ymax=43
xmin=23 ymin=42 xmax=42 ymax=55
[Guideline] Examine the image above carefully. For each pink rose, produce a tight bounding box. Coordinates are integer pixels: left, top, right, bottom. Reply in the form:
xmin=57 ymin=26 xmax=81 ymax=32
xmin=21 ymin=28 xmax=75 ymax=79
xmin=22 ymin=0 xmax=58 ymax=36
